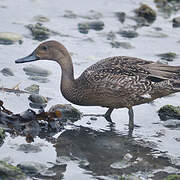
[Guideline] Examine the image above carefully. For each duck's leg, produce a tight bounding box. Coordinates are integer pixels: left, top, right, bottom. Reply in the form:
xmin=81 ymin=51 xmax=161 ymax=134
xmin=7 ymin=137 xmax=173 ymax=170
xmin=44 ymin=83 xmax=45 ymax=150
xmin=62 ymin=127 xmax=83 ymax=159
xmin=104 ymin=108 xmax=114 ymax=123
xmin=128 ymin=107 xmax=134 ymax=136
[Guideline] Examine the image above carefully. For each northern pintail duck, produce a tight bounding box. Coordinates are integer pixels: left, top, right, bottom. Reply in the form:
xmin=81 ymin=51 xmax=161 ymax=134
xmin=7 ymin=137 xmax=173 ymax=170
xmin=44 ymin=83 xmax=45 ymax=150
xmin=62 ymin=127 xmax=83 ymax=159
xmin=15 ymin=40 xmax=180 ymax=129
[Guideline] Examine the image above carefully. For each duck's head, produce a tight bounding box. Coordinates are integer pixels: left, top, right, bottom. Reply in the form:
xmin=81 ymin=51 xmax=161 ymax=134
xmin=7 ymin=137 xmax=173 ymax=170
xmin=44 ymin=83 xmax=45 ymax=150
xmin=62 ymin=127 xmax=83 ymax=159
xmin=15 ymin=40 xmax=71 ymax=66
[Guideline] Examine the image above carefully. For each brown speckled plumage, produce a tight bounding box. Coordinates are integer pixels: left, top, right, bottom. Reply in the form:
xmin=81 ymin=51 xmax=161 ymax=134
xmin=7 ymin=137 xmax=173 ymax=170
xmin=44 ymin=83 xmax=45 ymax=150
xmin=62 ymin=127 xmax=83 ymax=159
xmin=15 ymin=40 xmax=180 ymax=130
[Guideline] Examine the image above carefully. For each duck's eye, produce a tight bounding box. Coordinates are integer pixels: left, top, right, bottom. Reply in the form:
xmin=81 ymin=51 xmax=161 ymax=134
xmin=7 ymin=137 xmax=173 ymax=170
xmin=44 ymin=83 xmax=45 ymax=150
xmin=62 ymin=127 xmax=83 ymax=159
xmin=41 ymin=46 xmax=48 ymax=51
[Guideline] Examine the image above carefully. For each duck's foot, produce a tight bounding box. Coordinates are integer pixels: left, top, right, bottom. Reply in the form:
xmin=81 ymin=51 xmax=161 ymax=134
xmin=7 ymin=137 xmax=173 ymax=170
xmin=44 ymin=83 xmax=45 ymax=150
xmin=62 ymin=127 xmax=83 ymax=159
xmin=128 ymin=107 xmax=134 ymax=137
xmin=104 ymin=108 xmax=114 ymax=124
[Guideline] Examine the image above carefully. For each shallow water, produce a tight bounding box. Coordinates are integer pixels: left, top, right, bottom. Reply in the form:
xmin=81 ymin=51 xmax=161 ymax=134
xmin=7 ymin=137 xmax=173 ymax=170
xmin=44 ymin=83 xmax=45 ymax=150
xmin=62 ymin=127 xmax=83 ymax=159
xmin=0 ymin=0 xmax=180 ymax=179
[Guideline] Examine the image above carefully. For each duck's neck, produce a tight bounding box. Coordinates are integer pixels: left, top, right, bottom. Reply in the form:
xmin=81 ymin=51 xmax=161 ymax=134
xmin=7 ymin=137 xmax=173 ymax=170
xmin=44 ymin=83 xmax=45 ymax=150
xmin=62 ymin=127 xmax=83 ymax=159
xmin=56 ymin=56 xmax=76 ymax=101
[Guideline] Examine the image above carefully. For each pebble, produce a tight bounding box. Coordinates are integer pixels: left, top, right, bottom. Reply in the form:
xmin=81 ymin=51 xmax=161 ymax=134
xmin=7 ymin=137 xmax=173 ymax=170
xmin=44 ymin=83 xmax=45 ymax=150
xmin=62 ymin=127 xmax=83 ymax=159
xmin=23 ymin=65 xmax=51 ymax=77
xmin=28 ymin=94 xmax=48 ymax=104
xmin=28 ymin=76 xmax=50 ymax=83
xmin=24 ymin=84 xmax=39 ymax=94
xmin=110 ymin=41 xmax=134 ymax=49
xmin=0 ymin=32 xmax=23 ymax=45
xmin=78 ymin=21 xmax=104 ymax=34
xmin=63 ymin=10 xmax=77 ymax=18
xmin=17 ymin=144 xmax=42 ymax=153
xmin=156 ymin=52 xmax=177 ymax=61
xmin=115 ymin=12 xmax=126 ymax=23
xmin=173 ymin=16 xmax=180 ymax=27
xmin=33 ymin=15 xmax=50 ymax=22
xmin=0 ymin=68 xmax=14 ymax=77
xmin=48 ymin=104 xmax=82 ymax=121
xmin=26 ymin=23 xmax=51 ymax=41
xmin=79 ymin=160 xmax=90 ymax=168
xmin=118 ymin=30 xmax=138 ymax=38
xmin=17 ymin=161 xmax=47 ymax=175
xmin=135 ymin=4 xmax=156 ymax=23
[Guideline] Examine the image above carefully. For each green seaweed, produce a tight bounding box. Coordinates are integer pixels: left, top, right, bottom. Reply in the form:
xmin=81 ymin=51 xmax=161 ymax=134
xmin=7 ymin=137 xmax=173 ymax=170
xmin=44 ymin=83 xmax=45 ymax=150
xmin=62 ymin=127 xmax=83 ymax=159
xmin=164 ymin=174 xmax=180 ymax=180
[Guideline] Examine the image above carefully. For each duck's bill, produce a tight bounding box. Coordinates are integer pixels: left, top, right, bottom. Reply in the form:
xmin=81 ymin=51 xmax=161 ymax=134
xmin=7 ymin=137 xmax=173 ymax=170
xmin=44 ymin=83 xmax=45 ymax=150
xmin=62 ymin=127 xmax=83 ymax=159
xmin=15 ymin=51 xmax=40 ymax=63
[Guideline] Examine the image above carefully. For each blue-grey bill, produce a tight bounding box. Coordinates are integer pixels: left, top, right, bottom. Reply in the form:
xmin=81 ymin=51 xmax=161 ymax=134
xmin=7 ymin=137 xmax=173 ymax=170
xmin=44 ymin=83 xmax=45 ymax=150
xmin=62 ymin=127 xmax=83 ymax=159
xmin=15 ymin=52 xmax=39 ymax=63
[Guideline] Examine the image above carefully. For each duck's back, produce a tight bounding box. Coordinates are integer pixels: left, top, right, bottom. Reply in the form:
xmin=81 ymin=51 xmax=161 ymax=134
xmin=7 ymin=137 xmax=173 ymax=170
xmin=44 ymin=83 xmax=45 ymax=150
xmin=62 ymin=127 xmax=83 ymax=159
xmin=74 ymin=56 xmax=180 ymax=108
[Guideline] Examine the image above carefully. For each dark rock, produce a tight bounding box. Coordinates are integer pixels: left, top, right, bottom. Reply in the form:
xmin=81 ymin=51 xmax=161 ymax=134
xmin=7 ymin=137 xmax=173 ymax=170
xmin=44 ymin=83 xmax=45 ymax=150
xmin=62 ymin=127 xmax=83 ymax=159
xmin=135 ymin=4 xmax=156 ymax=23
xmin=0 ymin=68 xmax=14 ymax=77
xmin=17 ymin=144 xmax=42 ymax=153
xmin=26 ymin=23 xmax=51 ymax=41
xmin=110 ymin=41 xmax=134 ymax=49
xmin=0 ymin=32 xmax=23 ymax=45
xmin=0 ymin=128 xmax=5 ymax=143
xmin=17 ymin=161 xmax=47 ymax=175
xmin=48 ymin=104 xmax=82 ymax=121
xmin=20 ymin=109 xmax=36 ymax=122
xmin=117 ymin=30 xmax=138 ymax=38
xmin=158 ymin=105 xmax=180 ymax=121
xmin=115 ymin=12 xmax=126 ymax=23
xmin=28 ymin=94 xmax=48 ymax=104
xmin=24 ymin=84 xmax=39 ymax=94
xmin=0 ymin=161 xmax=26 ymax=180
xmin=156 ymin=52 xmax=177 ymax=61
xmin=173 ymin=17 xmax=180 ymax=27
xmin=78 ymin=21 xmax=104 ymax=34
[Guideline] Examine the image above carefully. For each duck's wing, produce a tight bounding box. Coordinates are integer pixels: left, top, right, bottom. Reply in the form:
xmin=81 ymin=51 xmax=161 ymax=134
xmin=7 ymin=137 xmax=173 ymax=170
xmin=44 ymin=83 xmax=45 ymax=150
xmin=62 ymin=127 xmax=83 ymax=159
xmin=79 ymin=56 xmax=180 ymax=91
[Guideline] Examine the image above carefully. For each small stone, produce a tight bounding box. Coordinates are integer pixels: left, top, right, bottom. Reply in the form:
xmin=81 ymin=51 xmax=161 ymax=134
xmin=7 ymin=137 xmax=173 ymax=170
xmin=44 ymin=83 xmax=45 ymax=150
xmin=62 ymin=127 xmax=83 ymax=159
xmin=24 ymin=84 xmax=39 ymax=94
xmin=156 ymin=52 xmax=177 ymax=61
xmin=115 ymin=12 xmax=126 ymax=23
xmin=17 ymin=161 xmax=47 ymax=175
xmin=78 ymin=21 xmax=104 ymax=34
xmin=110 ymin=160 xmax=132 ymax=169
xmin=79 ymin=160 xmax=90 ymax=168
xmin=158 ymin=105 xmax=180 ymax=121
xmin=1 ymin=68 xmax=14 ymax=77
xmin=17 ymin=144 xmax=42 ymax=153
xmin=0 ymin=32 xmax=23 ymax=45
xmin=49 ymin=104 xmax=82 ymax=121
xmin=117 ymin=30 xmax=138 ymax=38
xmin=28 ymin=76 xmax=49 ymax=83
xmin=124 ymin=153 xmax=133 ymax=161
xmin=163 ymin=120 xmax=180 ymax=127
xmin=26 ymin=23 xmax=51 ymax=41
xmin=63 ymin=10 xmax=77 ymax=18
xmin=135 ymin=4 xmax=156 ymax=23
xmin=90 ymin=117 xmax=97 ymax=120
xmin=33 ymin=15 xmax=50 ymax=22
xmin=144 ymin=30 xmax=168 ymax=38
xmin=28 ymin=94 xmax=48 ymax=104
xmin=173 ymin=16 xmax=180 ymax=27
xmin=110 ymin=41 xmax=134 ymax=49
xmin=23 ymin=65 xmax=51 ymax=77
xmin=0 ymin=161 xmax=26 ymax=180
